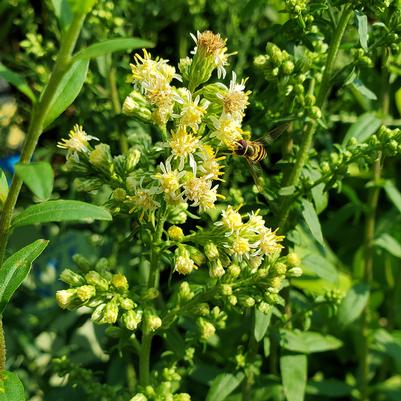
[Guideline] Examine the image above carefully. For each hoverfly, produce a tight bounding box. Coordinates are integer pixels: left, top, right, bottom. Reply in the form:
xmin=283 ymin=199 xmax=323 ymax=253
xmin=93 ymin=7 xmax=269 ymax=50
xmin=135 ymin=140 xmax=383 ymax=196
xmin=233 ymin=123 xmax=289 ymax=191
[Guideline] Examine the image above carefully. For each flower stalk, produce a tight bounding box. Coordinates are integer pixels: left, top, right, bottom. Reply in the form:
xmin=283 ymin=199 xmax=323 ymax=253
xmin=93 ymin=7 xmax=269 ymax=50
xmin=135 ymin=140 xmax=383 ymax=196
xmin=277 ymin=5 xmax=353 ymax=229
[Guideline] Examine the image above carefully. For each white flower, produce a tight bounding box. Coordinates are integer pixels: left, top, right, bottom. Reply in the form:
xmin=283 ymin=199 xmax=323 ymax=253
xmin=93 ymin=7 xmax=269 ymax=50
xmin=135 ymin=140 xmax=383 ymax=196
xmin=57 ymin=125 xmax=98 ymax=160
xmin=210 ymin=113 xmax=243 ymax=150
xmin=168 ymin=127 xmax=200 ymax=172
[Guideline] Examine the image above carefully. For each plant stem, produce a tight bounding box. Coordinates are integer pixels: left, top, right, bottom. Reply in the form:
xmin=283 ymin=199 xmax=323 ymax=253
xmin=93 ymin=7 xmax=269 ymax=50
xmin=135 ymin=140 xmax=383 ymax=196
xmin=277 ymin=5 xmax=353 ymax=230
xmin=0 ymin=319 xmax=5 ymax=371
xmin=139 ymin=204 xmax=167 ymax=386
xmin=0 ymin=12 xmax=87 ymax=268
xmin=359 ymin=50 xmax=389 ymax=401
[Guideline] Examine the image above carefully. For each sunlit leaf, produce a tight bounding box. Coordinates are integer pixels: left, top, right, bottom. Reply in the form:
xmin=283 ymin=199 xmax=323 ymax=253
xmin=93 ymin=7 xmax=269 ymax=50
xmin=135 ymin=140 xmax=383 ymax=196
xmin=0 ymin=63 xmax=35 ymax=102
xmin=0 ymin=371 xmax=25 ymax=401
xmin=337 ymin=282 xmax=369 ymax=327
xmin=205 ymin=372 xmax=244 ymax=401
xmin=281 ymin=354 xmax=307 ymax=401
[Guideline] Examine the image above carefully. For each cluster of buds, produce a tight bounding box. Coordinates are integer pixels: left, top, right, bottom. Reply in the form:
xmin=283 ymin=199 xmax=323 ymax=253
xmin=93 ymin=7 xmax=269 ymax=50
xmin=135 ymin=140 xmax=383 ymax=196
xmin=56 ymin=265 xmax=150 ymax=332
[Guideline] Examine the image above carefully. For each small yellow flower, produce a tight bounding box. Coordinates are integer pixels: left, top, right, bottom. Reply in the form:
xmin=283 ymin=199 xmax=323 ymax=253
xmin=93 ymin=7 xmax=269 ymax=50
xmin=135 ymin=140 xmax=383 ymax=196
xmin=57 ymin=125 xmax=98 ymax=160
xmin=127 ymin=187 xmax=160 ymax=221
xmin=184 ymin=175 xmax=218 ymax=211
xmin=220 ymin=205 xmax=242 ymax=231
xmin=154 ymin=160 xmax=184 ymax=202
xmin=175 ymin=254 xmax=198 ymax=275
xmin=168 ymin=225 xmax=185 ymax=241
xmin=259 ymin=228 xmax=285 ymax=256
xmin=232 ymin=236 xmax=250 ymax=256
xmin=210 ymin=114 xmax=243 ymax=150
xmin=175 ymin=88 xmax=208 ymax=131
xmin=198 ymin=144 xmax=225 ymax=181
xmin=169 ymin=127 xmax=199 ymax=171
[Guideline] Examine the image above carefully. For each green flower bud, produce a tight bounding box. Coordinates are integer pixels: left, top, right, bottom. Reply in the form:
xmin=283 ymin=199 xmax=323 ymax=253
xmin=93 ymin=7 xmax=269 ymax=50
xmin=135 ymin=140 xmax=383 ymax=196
xmin=60 ymin=269 xmax=85 ymax=287
xmin=256 ymin=268 xmax=268 ymax=278
xmin=178 ymin=281 xmax=194 ymax=302
xmin=209 ymin=259 xmax=225 ymax=278
xmin=73 ymin=254 xmax=92 ymax=273
xmin=204 ymin=241 xmax=219 ymax=261
xmin=304 ymin=94 xmax=316 ymax=106
xmin=186 ymin=245 xmax=206 ymax=266
xmin=286 ymin=252 xmax=301 ymax=267
xmin=228 ymin=295 xmax=238 ymax=305
xmin=197 ymin=318 xmax=216 ymax=340
xmin=227 ymin=264 xmax=241 ymax=279
xmin=310 ymin=106 xmax=321 ymax=119
xmin=111 ymin=273 xmax=129 ymax=291
xmin=243 ymin=296 xmax=256 ymax=308
xmin=254 ymin=55 xmax=268 ymax=67
xmin=294 ymin=84 xmax=304 ymax=95
xmin=76 ymin=285 xmax=96 ymax=301
xmin=249 ymin=256 xmax=263 ymax=270
xmin=173 ymin=394 xmax=191 ymax=401
xmin=145 ymin=313 xmax=162 ymax=332
xmin=56 ymin=289 xmax=78 ymax=309
xmin=287 ymin=267 xmax=303 ymax=277
xmin=282 ymin=60 xmax=294 ymax=75
xmin=258 ymin=301 xmax=272 ymax=314
xmin=120 ymin=298 xmax=135 ymax=310
xmin=123 ymin=90 xmax=152 ymax=123
xmin=112 ymin=188 xmax=127 ymax=202
xmin=126 ymin=148 xmax=141 ymax=172
xmin=100 ymin=301 xmax=119 ymax=324
xmin=122 ymin=309 xmax=143 ymax=331
xmin=130 ymin=394 xmax=148 ymax=401
xmin=168 ymin=225 xmax=185 ymax=241
xmin=193 ymin=303 xmax=210 ymax=316
xmin=95 ymin=257 xmax=109 ymax=271
xmin=91 ymin=303 xmax=106 ymax=323
xmin=142 ymin=288 xmax=160 ymax=301
xmin=220 ymin=284 xmax=232 ymax=296
xmin=85 ymin=271 xmax=109 ymax=291
xmin=89 ymin=143 xmax=113 ymax=170
xmin=271 ymin=262 xmax=287 ymax=275
xmin=178 ymin=56 xmax=192 ymax=81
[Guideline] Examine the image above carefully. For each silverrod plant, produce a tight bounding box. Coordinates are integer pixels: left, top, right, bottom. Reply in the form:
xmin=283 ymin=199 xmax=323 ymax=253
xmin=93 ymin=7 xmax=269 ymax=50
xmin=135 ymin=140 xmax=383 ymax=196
xmin=1 ymin=0 xmax=401 ymax=401
xmin=54 ymin=31 xmax=299 ymax=400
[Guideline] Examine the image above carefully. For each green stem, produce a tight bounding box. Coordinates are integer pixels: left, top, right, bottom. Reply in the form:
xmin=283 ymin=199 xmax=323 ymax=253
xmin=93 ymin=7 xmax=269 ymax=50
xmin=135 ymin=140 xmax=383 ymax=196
xmin=0 ymin=319 xmax=5 ymax=371
xmin=277 ymin=5 xmax=353 ymax=229
xmin=138 ymin=205 xmax=167 ymax=386
xmin=0 ymin=12 xmax=87 ymax=267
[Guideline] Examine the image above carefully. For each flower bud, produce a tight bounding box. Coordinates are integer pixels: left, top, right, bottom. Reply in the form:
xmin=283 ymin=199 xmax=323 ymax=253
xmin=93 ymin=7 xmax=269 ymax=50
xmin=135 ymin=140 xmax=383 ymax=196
xmin=73 ymin=254 xmax=92 ymax=273
xmin=85 ymin=271 xmax=109 ymax=291
xmin=193 ymin=303 xmax=210 ymax=316
xmin=186 ymin=245 xmax=206 ymax=266
xmin=287 ymin=267 xmax=303 ymax=277
xmin=126 ymin=148 xmax=141 ymax=172
xmin=249 ymin=256 xmax=263 ymax=270
xmin=91 ymin=303 xmax=106 ymax=323
xmin=268 ymin=276 xmax=283 ymax=291
xmin=282 ymin=60 xmax=294 ymax=75
xmin=112 ymin=273 xmax=129 ymax=291
xmin=112 ymin=188 xmax=127 ymax=202
xmin=271 ymin=262 xmax=287 ymax=275
xmin=76 ymin=285 xmax=96 ymax=301
xmin=173 ymin=393 xmax=191 ymax=401
xmin=197 ymin=318 xmax=216 ymax=340
xmin=89 ymin=143 xmax=113 ymax=171
xmin=142 ymin=288 xmax=160 ymax=301
xmin=209 ymin=259 xmax=225 ymax=279
xmin=228 ymin=295 xmax=238 ymax=305
xmin=243 ymin=296 xmax=255 ymax=308
xmin=204 ymin=241 xmax=219 ymax=261
xmin=220 ymin=284 xmax=232 ymax=296
xmin=258 ymin=301 xmax=272 ymax=314
xmin=226 ymin=264 xmax=241 ymax=279
xmin=100 ymin=301 xmax=119 ymax=324
xmin=168 ymin=225 xmax=185 ymax=241
xmin=120 ymin=298 xmax=135 ymax=310
xmin=122 ymin=309 xmax=143 ymax=331
xmin=286 ymin=252 xmax=301 ymax=267
xmin=145 ymin=313 xmax=162 ymax=332
xmin=178 ymin=281 xmax=194 ymax=302
xmin=123 ymin=91 xmax=152 ymax=123
xmin=56 ymin=289 xmax=78 ymax=309
xmin=60 ymin=269 xmax=85 ymax=287
xmin=175 ymin=247 xmax=198 ymax=275
xmin=130 ymin=394 xmax=148 ymax=401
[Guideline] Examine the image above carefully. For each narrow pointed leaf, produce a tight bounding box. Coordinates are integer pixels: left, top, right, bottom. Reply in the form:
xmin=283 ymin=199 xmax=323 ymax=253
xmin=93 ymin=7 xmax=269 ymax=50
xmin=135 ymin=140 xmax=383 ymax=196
xmin=12 ymin=200 xmax=112 ymax=227
xmin=73 ymin=38 xmax=154 ymax=62
xmin=342 ymin=112 xmax=381 ymax=145
xmin=281 ymin=354 xmax=307 ymax=401
xmin=279 ymin=330 xmax=343 ymax=353
xmin=50 ymin=0 xmax=73 ymax=30
xmin=205 ymin=372 xmax=244 ymax=401
xmin=375 ymin=234 xmax=401 ymax=258
xmin=254 ymin=307 xmax=272 ymax=342
xmin=0 ymin=239 xmax=48 ymax=313
xmin=43 ymin=59 xmax=89 ymax=128
xmin=0 ymin=371 xmax=25 ymax=401
xmin=15 ymin=162 xmax=54 ymax=201
xmin=355 ymin=11 xmax=368 ymax=51
xmin=301 ymin=199 xmax=324 ymax=246
xmin=0 ymin=169 xmax=8 ymax=205
xmin=0 ymin=63 xmax=35 ymax=102
xmin=384 ymin=180 xmax=401 ymax=214
xmin=337 ymin=282 xmax=369 ymax=327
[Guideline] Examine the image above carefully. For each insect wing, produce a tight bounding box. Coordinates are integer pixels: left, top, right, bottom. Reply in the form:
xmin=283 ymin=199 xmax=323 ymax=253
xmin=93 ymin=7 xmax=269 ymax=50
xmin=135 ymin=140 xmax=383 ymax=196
xmin=245 ymin=158 xmax=265 ymax=192
xmin=260 ymin=123 xmax=290 ymax=145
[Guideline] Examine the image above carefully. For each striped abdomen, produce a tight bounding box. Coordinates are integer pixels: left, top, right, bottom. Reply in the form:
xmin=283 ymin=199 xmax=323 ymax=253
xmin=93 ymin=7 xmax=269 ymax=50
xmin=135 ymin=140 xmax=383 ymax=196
xmin=235 ymin=140 xmax=267 ymax=162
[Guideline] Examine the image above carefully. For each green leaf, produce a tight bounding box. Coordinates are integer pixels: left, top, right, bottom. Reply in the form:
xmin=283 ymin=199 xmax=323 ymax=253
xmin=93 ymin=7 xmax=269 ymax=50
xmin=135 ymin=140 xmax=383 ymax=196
xmin=14 ymin=162 xmax=54 ymax=201
xmin=12 ymin=200 xmax=112 ymax=228
xmin=355 ymin=11 xmax=368 ymax=51
xmin=43 ymin=59 xmax=89 ymax=129
xmin=302 ymin=253 xmax=338 ymax=282
xmin=254 ymin=307 xmax=272 ymax=342
xmin=205 ymin=373 xmax=244 ymax=401
xmin=50 ymin=0 xmax=73 ymax=30
xmin=0 ymin=239 xmax=48 ymax=314
xmin=337 ymin=282 xmax=369 ymax=327
xmin=301 ymin=199 xmax=324 ymax=246
xmin=279 ymin=330 xmax=343 ymax=353
xmin=278 ymin=185 xmax=296 ymax=196
xmin=384 ymin=180 xmax=401 ymax=214
xmin=281 ymin=354 xmax=307 ymax=401
xmin=0 ymin=169 xmax=8 ymax=206
xmin=375 ymin=233 xmax=401 ymax=258
xmin=395 ymin=87 xmax=401 ymax=117
xmin=73 ymin=38 xmax=154 ymax=61
xmin=68 ymin=0 xmax=97 ymax=15
xmin=0 ymin=371 xmax=25 ymax=401
xmin=342 ymin=112 xmax=381 ymax=146
xmin=351 ymin=79 xmax=377 ymax=100
xmin=0 ymin=63 xmax=35 ymax=102
xmin=306 ymin=379 xmax=353 ymax=397
xmin=373 ymin=329 xmax=401 ymax=374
